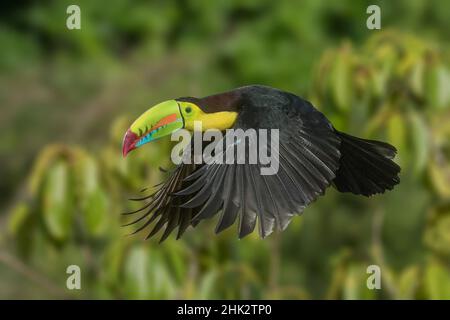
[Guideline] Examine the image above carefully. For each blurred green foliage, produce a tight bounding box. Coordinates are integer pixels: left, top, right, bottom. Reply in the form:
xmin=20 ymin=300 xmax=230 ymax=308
xmin=0 ymin=1 xmax=449 ymax=299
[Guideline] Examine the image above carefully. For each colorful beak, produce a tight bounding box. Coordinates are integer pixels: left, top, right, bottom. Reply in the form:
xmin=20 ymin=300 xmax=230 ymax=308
xmin=122 ymin=100 xmax=184 ymax=157
xmin=122 ymin=129 xmax=138 ymax=157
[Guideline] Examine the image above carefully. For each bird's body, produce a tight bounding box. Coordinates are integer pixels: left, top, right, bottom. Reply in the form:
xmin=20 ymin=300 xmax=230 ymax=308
xmin=122 ymin=85 xmax=400 ymax=241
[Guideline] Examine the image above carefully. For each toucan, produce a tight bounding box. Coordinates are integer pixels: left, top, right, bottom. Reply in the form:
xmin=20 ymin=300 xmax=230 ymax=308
xmin=122 ymin=85 xmax=400 ymax=242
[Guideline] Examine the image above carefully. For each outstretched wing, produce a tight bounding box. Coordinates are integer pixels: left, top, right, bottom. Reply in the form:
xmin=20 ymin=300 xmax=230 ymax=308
xmin=122 ymin=149 xmax=203 ymax=242
xmin=175 ymin=98 xmax=341 ymax=238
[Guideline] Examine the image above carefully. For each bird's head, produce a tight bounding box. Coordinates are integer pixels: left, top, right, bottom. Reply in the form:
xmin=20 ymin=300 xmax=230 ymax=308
xmin=122 ymin=91 xmax=243 ymax=157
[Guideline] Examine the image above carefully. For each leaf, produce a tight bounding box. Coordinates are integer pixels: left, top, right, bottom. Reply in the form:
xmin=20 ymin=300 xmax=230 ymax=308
xmin=397 ymin=266 xmax=419 ymax=299
xmin=8 ymin=202 xmax=37 ymax=257
xmin=42 ymin=161 xmax=74 ymax=240
xmin=387 ymin=112 xmax=408 ymax=167
xmin=164 ymin=242 xmax=188 ymax=283
xmin=409 ymin=111 xmax=429 ymax=176
xmin=424 ymin=205 xmax=450 ymax=257
xmin=198 ymin=270 xmax=218 ymax=299
xmin=76 ymin=156 xmax=109 ymax=236
xmin=124 ymin=246 xmax=150 ymax=299
xmin=371 ymin=43 xmax=396 ymax=97
xmin=102 ymin=240 xmax=126 ymax=288
xmin=28 ymin=144 xmax=65 ymax=195
xmin=364 ymin=103 xmax=391 ymax=137
xmin=424 ymin=259 xmax=450 ymax=299
xmin=8 ymin=203 xmax=31 ymax=235
xmin=425 ymin=63 xmax=450 ymax=110
xmin=428 ymin=161 xmax=450 ymax=198
xmin=371 ymin=67 xmax=388 ymax=98
xmin=83 ymin=189 xmax=109 ymax=236
xmin=410 ymin=59 xmax=424 ymax=98
xmin=330 ymin=46 xmax=353 ymax=112
xmin=342 ymin=267 xmax=356 ymax=300
xmin=123 ymin=246 xmax=176 ymax=299
xmin=150 ymin=255 xmax=176 ymax=299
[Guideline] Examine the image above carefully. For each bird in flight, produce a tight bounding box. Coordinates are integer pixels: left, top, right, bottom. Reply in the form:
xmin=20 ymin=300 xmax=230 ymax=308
xmin=122 ymin=85 xmax=400 ymax=242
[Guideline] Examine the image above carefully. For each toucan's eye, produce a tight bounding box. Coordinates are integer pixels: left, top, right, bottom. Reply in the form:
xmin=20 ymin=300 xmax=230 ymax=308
xmin=185 ymin=106 xmax=192 ymax=113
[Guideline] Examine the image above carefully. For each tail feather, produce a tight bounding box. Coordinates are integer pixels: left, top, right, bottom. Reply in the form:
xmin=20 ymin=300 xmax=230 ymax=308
xmin=333 ymin=131 xmax=400 ymax=196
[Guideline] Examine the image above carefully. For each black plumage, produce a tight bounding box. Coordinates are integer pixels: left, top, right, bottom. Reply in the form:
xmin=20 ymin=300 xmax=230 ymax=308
xmin=124 ymin=85 xmax=400 ymax=241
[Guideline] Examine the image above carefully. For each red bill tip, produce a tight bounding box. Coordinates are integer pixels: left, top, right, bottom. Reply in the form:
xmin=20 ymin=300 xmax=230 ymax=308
xmin=122 ymin=129 xmax=138 ymax=157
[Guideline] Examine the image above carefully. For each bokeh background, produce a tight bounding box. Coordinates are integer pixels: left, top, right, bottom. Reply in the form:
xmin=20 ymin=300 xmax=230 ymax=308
xmin=0 ymin=0 xmax=449 ymax=299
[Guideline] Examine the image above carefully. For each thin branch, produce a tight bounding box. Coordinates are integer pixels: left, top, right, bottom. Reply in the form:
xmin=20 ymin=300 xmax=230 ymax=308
xmin=0 ymin=250 xmax=72 ymax=298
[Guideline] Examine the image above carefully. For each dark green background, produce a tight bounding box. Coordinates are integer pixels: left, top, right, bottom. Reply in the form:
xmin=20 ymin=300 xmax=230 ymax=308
xmin=0 ymin=0 xmax=449 ymax=299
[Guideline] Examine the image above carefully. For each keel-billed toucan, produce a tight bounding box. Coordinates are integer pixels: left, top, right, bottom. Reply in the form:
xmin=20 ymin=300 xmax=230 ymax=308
xmin=122 ymin=85 xmax=400 ymax=241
